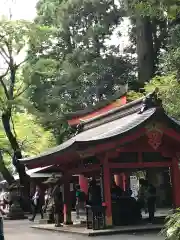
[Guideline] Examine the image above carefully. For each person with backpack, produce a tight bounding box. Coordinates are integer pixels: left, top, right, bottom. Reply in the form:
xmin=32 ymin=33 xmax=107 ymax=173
xmin=75 ymin=184 xmax=86 ymax=219
xmin=137 ymin=179 xmax=148 ymax=214
xmin=147 ymin=184 xmax=156 ymax=223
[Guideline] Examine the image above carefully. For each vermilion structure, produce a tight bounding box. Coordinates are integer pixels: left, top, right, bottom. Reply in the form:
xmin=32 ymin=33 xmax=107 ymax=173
xmin=19 ymin=90 xmax=180 ymax=227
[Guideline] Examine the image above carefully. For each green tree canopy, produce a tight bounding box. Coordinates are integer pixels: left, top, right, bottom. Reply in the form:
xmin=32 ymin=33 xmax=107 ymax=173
xmin=0 ymin=17 xmax=55 ymax=186
xmin=0 ymin=111 xmax=55 ymax=170
xmin=26 ymin=0 xmax=134 ymax=143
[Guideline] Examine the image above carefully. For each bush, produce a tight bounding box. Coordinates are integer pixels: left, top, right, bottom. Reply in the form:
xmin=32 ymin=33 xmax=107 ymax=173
xmin=161 ymin=209 xmax=180 ymax=240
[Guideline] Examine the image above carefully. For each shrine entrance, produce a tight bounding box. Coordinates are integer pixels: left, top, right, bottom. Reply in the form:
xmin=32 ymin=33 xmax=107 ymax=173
xmin=112 ymin=167 xmax=172 ymax=208
xmin=82 ymin=166 xmax=172 ymax=227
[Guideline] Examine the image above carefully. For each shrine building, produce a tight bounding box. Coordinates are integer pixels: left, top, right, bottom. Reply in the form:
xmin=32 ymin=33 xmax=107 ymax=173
xmin=19 ymin=90 xmax=180 ymax=227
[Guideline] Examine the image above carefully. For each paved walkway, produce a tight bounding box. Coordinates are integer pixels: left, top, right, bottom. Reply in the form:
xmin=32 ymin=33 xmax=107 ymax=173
xmin=70 ymin=208 xmax=171 ymax=225
xmin=4 ymin=220 xmax=165 ymax=240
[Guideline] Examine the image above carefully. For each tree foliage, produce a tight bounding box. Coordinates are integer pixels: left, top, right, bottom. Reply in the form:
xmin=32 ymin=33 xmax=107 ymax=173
xmin=145 ymin=75 xmax=180 ymax=118
xmin=0 ymin=110 xmax=55 ymax=166
xmin=0 ymin=18 xmax=54 ymax=186
xmin=127 ymin=0 xmax=180 ymax=19
xmin=12 ymin=112 xmax=56 ymax=156
xmin=26 ymin=0 xmax=134 ymax=143
xmin=161 ymin=210 xmax=180 ymax=240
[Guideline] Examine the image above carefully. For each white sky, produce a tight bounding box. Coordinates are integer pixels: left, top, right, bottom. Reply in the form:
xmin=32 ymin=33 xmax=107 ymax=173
xmin=0 ymin=0 xmax=37 ymax=20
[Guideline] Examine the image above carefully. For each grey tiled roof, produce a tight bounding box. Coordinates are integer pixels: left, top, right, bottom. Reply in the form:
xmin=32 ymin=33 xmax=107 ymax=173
xmin=76 ymin=108 xmax=155 ymax=141
xmin=19 ymin=88 xmax=180 ymax=167
xmin=19 ymin=108 xmax=156 ymax=165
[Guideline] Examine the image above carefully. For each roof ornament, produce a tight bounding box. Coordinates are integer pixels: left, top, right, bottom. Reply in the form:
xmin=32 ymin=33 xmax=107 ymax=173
xmin=74 ymin=123 xmax=84 ymax=136
xmin=139 ymin=88 xmax=162 ymax=114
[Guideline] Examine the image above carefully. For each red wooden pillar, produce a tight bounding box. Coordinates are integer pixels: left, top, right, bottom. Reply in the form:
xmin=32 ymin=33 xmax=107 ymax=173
xmin=79 ymin=175 xmax=88 ymax=194
xmin=171 ymin=158 xmax=180 ymax=208
xmin=103 ymin=156 xmax=112 ymax=227
xmin=63 ymin=175 xmax=73 ymax=225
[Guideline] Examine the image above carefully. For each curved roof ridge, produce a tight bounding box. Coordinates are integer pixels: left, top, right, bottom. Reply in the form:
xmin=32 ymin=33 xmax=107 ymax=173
xmin=65 ymin=86 xmax=128 ymax=119
xmin=80 ymin=96 xmax=144 ymax=128
xmin=19 ymin=107 xmax=157 ymax=167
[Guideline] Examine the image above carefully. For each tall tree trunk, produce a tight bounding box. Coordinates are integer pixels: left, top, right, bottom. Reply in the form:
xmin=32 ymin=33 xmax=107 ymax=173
xmin=0 ymin=151 xmax=14 ymax=185
xmin=136 ymin=17 xmax=155 ymax=85
xmin=2 ymin=112 xmax=30 ymax=192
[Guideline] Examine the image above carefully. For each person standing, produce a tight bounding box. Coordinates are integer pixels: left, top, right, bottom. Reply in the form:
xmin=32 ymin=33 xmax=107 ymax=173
xmin=111 ymin=181 xmax=124 ymax=200
xmin=43 ymin=184 xmax=55 ymax=223
xmin=75 ymin=184 xmax=86 ymax=219
xmin=137 ymin=179 xmax=148 ymax=213
xmin=29 ymin=186 xmax=44 ymax=221
xmin=52 ymin=179 xmax=64 ymax=227
xmin=147 ymin=184 xmax=156 ymax=223
xmin=88 ymin=179 xmax=101 ymax=206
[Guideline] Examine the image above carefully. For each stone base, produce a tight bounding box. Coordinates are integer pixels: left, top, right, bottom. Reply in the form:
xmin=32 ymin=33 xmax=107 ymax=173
xmin=6 ymin=203 xmax=27 ymax=220
xmin=31 ymin=223 xmax=164 ymax=236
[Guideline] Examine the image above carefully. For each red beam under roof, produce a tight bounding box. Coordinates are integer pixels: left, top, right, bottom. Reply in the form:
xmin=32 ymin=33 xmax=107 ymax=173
xmin=68 ymin=96 xmax=127 ymax=126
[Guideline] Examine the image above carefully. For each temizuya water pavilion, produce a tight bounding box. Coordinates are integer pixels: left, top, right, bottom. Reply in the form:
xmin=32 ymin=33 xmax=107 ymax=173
xmin=19 ymin=90 xmax=180 ymax=227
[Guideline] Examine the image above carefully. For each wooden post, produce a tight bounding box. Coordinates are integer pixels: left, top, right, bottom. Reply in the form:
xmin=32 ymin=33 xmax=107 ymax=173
xmin=171 ymin=158 xmax=180 ymax=208
xmin=102 ymin=155 xmax=112 ymax=227
xmin=63 ymin=175 xmax=73 ymax=225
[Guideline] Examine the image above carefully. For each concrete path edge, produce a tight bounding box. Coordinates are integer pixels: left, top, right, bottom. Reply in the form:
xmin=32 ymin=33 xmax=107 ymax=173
xmin=31 ymin=224 xmax=163 ymax=237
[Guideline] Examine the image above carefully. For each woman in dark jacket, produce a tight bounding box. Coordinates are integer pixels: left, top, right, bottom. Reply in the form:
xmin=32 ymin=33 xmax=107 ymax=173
xmin=88 ymin=179 xmax=101 ymax=206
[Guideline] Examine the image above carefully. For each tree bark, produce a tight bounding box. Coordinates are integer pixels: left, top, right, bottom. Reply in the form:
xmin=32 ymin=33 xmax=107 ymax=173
xmin=0 ymin=151 xmax=14 ymax=185
xmin=136 ymin=16 xmax=155 ymax=85
xmin=2 ymin=112 xmax=30 ymax=190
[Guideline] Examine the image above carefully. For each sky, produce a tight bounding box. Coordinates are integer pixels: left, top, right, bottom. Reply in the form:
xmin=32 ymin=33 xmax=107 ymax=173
xmin=0 ymin=0 xmax=37 ymax=20
xmin=0 ymin=0 xmax=130 ymax=76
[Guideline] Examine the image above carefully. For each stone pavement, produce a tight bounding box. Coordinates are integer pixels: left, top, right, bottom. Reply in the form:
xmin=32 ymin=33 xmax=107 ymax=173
xmin=4 ymin=219 xmax=165 ymax=240
xmin=31 ymin=209 xmax=167 ymax=237
xmin=32 ymin=222 xmax=164 ymax=236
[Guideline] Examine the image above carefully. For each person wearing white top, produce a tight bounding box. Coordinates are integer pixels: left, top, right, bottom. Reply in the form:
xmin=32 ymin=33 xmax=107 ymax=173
xmin=29 ymin=186 xmax=44 ymax=221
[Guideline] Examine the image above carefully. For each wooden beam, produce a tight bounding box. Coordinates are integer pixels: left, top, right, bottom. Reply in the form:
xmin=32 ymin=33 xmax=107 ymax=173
xmin=164 ymin=128 xmax=180 ymax=142
xmin=67 ymin=164 xmax=100 ymax=175
xmin=65 ymin=160 xmax=171 ymax=176
xmin=109 ymin=162 xmax=171 ymax=169
xmin=138 ymin=152 xmax=142 ymax=163
xmin=80 ymin=128 xmax=146 ymax=157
